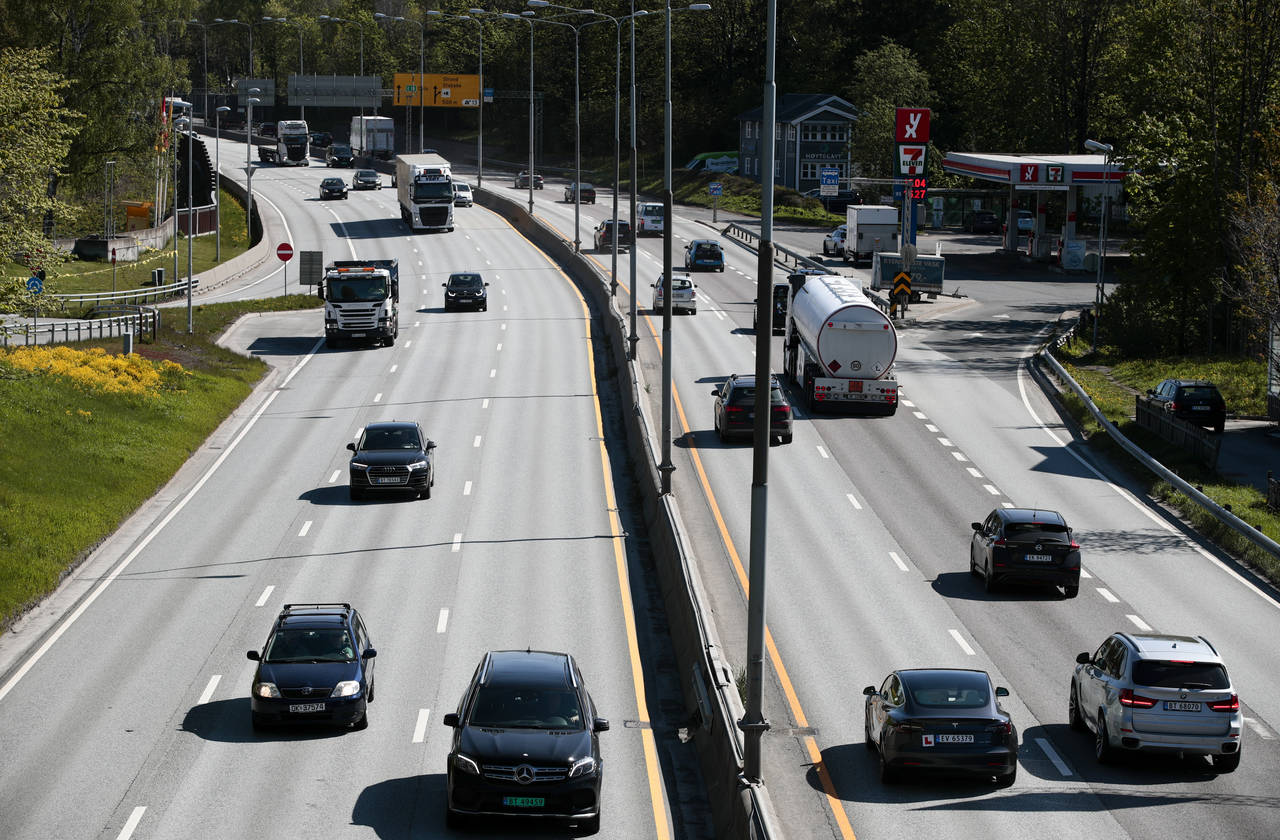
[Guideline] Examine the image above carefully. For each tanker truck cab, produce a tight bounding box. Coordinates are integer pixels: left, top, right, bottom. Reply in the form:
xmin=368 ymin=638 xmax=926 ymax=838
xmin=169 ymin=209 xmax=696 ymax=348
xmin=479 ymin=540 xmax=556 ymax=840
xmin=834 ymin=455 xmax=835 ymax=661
xmin=783 ymin=271 xmax=898 ymax=415
xmin=319 ymin=260 xmax=400 ymax=348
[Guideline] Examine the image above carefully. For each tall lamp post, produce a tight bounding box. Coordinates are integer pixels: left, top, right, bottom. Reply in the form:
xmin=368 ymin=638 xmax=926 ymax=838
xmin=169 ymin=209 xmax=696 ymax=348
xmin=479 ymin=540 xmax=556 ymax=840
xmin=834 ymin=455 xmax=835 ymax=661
xmin=318 ymin=15 xmax=367 ymax=145
xmin=212 ymin=17 xmax=254 ymax=82
xmin=522 ymin=7 xmax=583 ymax=250
xmin=499 ymin=12 xmax=538 ymax=215
xmin=262 ymin=16 xmax=305 ymax=121
xmin=172 ymin=106 xmax=195 ymax=333
xmin=375 ymin=12 xmax=424 ymax=153
xmin=215 ymin=105 xmax=230 ymax=262
xmin=427 ymin=9 xmax=486 ymax=189
xmin=1084 ymin=138 xmax=1113 ymax=352
xmin=186 ymin=20 xmax=210 ymax=120
xmin=245 ymin=90 xmax=261 ymax=243
xmin=168 ymin=99 xmax=191 ymax=290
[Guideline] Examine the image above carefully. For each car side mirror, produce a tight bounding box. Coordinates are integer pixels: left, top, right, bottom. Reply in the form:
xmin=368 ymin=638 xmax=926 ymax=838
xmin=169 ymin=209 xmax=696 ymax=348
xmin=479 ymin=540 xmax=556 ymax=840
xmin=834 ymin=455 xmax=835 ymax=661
xmin=1076 ymin=652 xmax=1091 ymax=665
xmin=347 ymin=442 xmax=357 ymax=452
xmin=711 ymin=388 xmax=720 ymax=396
xmin=426 ymin=441 xmax=436 ymax=450
xmin=484 ymin=282 xmax=490 ymax=287
xmin=594 ymin=717 xmax=610 ymax=732
xmin=443 ymin=712 xmax=460 ymax=727
xmin=362 ymin=648 xmax=377 ymax=659
xmin=996 ymin=686 xmax=1010 ymax=697
xmin=971 ymin=522 xmax=983 ymax=532
xmin=862 ymin=685 xmax=876 ymax=696
xmin=1146 ymin=389 xmax=1155 ymax=395
xmin=246 ymin=650 xmax=261 ymax=661
xmin=442 ymin=283 xmax=447 ymax=288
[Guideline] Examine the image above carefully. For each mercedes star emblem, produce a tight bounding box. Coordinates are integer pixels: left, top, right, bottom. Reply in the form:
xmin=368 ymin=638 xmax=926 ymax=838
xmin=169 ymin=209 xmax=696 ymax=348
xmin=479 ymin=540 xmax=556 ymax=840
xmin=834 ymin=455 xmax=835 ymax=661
xmin=514 ymin=764 xmax=536 ymax=785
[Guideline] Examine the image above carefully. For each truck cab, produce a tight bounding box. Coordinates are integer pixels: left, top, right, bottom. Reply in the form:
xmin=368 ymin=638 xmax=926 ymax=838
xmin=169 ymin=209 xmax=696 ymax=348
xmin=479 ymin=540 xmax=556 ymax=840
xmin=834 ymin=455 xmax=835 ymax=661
xmin=319 ymin=260 xmax=400 ymax=348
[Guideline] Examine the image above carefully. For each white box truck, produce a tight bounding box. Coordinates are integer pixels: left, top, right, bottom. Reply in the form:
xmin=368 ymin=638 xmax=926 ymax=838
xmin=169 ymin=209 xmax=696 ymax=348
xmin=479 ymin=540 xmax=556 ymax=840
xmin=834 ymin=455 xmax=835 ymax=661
xmin=783 ymin=271 xmax=898 ymax=415
xmin=350 ymin=115 xmax=395 ymax=160
xmin=395 ymin=154 xmax=454 ymax=232
xmin=844 ymin=205 xmax=899 ymax=265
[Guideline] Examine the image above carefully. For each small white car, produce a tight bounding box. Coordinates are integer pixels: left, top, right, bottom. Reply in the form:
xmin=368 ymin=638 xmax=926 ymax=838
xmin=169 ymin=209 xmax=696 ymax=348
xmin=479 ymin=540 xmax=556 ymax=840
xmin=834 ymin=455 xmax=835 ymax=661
xmin=822 ymin=225 xmax=847 ymax=256
xmin=453 ymin=183 xmax=473 ymax=207
xmin=651 ymin=272 xmax=696 ymax=314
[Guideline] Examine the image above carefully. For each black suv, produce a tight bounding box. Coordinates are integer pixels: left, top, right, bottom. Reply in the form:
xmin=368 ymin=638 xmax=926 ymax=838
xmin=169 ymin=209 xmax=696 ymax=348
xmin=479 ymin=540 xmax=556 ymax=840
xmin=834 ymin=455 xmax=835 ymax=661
xmin=712 ymin=373 xmax=794 ymax=444
xmin=593 ymin=219 xmax=633 ymax=251
xmin=443 ymin=650 xmax=608 ymax=832
xmin=963 ymin=210 xmax=1000 ymax=233
xmin=347 ymin=421 xmax=436 ymax=500
xmin=753 ymin=282 xmax=790 ymax=334
xmin=310 ymin=131 xmax=333 ymax=148
xmin=326 ymin=143 xmax=354 ymax=167
xmin=443 ymin=271 xmax=489 ymax=311
xmin=1148 ymin=379 xmax=1227 ymax=433
xmin=246 ymin=603 xmax=376 ymax=730
xmin=970 ymin=507 xmax=1081 ymax=597
xmin=564 ymin=182 xmax=596 ymax=204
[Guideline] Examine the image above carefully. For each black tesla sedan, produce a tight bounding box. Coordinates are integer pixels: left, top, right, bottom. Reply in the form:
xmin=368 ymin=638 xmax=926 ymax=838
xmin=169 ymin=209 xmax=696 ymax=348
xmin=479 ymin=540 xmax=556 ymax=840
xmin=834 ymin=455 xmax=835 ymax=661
xmin=347 ymin=421 xmax=436 ymax=500
xmin=864 ymin=668 xmax=1018 ymax=786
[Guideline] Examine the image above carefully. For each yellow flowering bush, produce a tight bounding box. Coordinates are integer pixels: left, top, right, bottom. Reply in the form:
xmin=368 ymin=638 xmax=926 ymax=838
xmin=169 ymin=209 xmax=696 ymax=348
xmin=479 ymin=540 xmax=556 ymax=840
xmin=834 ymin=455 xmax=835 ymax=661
xmin=3 ymin=346 xmax=188 ymax=397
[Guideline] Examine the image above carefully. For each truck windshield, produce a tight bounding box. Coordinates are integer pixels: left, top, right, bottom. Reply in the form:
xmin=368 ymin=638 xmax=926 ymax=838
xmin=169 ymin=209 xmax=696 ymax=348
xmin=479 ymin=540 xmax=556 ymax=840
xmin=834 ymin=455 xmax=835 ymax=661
xmin=328 ymin=276 xmax=388 ymax=302
xmin=413 ymin=181 xmax=453 ymax=201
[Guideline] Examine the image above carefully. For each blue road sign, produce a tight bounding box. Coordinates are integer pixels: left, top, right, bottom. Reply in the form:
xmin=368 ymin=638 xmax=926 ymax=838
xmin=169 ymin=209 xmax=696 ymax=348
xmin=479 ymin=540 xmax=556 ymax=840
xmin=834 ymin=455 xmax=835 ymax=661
xmin=27 ymin=276 xmax=42 ymax=294
xmin=820 ymin=167 xmax=839 ymax=197
xmin=483 ymin=87 xmax=494 ymax=103
xmin=708 ymin=182 xmax=723 ymax=196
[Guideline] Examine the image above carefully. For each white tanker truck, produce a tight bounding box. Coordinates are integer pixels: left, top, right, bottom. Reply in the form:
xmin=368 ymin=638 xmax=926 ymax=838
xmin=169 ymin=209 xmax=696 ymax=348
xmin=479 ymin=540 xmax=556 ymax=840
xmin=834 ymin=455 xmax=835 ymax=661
xmin=783 ymin=271 xmax=899 ymax=415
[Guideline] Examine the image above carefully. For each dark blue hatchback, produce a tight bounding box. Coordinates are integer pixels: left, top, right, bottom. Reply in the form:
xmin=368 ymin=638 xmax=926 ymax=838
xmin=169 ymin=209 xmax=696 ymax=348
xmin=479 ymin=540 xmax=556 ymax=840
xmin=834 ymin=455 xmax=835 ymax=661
xmin=683 ymin=239 xmax=725 ymax=271
xmin=246 ymin=603 xmax=377 ymax=730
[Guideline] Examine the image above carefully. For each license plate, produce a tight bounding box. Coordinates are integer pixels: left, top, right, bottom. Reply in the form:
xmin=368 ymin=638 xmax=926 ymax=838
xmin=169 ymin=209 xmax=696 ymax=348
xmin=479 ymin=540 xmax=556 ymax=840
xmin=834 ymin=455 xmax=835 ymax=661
xmin=288 ymin=703 xmax=325 ymax=713
xmin=374 ymin=476 xmax=404 ymax=485
xmin=936 ymin=734 xmax=975 ymax=743
xmin=502 ymin=797 xmax=545 ymax=808
xmin=351 ymin=332 xmax=366 ymax=337
xmin=1192 ymin=405 xmax=1209 ymax=411
xmin=1164 ymin=701 xmax=1202 ymax=712
xmin=1024 ymin=554 xmax=1054 ymax=563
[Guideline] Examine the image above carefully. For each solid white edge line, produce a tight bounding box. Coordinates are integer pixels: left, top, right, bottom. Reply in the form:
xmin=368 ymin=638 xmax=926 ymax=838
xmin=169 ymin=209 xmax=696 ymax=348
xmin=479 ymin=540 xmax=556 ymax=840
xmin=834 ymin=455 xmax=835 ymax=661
xmin=948 ymin=629 xmax=976 ymax=656
xmin=255 ymin=586 xmax=275 ymax=607
xmin=115 ymin=806 xmax=146 ymax=840
xmin=413 ymin=708 xmax=431 ymax=743
xmin=846 ymin=493 xmax=862 ymax=511
xmin=1126 ymin=614 xmax=1153 ymax=631
xmin=889 ymin=552 xmax=909 ymax=572
xmin=198 ymin=674 xmax=222 ymax=706
xmin=437 ymin=608 xmax=450 ymax=634
xmin=1035 ymin=737 xmax=1074 ymax=776
xmin=452 ymin=534 xmax=463 ymax=552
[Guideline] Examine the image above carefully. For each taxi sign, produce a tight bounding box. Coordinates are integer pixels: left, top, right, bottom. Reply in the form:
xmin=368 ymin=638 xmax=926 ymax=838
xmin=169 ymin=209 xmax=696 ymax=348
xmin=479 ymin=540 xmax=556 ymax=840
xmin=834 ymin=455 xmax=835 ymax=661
xmin=820 ymin=167 xmax=839 ymax=197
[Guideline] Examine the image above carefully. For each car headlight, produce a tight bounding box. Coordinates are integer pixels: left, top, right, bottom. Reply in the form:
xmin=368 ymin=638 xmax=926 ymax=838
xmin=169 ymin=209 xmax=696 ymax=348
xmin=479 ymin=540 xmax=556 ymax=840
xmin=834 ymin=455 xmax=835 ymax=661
xmin=350 ymin=461 xmax=369 ymax=470
xmin=407 ymin=459 xmax=429 ymax=471
xmin=254 ymin=681 xmax=280 ymax=699
xmin=451 ymin=753 xmax=480 ymax=775
xmin=330 ymin=681 xmax=361 ymax=698
xmin=446 ymin=291 xmax=457 ymax=297
xmin=568 ymin=756 xmax=597 ymax=778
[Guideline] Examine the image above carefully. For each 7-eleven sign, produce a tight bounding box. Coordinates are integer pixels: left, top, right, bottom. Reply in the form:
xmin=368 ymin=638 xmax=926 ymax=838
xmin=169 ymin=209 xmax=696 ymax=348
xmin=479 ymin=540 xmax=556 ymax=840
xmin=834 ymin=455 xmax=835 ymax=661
xmin=897 ymin=144 xmax=927 ymax=176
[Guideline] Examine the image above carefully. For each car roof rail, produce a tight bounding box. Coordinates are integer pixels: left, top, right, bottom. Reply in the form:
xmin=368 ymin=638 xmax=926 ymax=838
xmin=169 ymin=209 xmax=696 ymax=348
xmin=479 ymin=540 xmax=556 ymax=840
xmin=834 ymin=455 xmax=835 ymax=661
xmin=282 ymin=602 xmax=352 ymax=615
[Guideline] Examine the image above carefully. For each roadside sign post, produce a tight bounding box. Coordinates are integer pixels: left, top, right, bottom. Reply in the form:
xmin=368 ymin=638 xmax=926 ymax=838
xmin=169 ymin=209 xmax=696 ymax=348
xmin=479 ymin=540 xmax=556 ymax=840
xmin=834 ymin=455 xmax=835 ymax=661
xmin=277 ymin=242 xmax=294 ymax=296
xmin=895 ymin=107 xmax=931 ymax=248
xmin=709 ymin=181 xmax=723 ymax=223
xmin=111 ymin=247 xmax=117 ymax=293
xmin=819 ymin=167 xmax=839 ymax=198
xmin=27 ymin=274 xmax=42 ymax=340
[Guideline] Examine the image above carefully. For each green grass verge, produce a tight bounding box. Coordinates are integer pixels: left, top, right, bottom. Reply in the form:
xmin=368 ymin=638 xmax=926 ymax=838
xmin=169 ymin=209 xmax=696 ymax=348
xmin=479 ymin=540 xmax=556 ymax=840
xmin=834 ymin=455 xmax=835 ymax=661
xmin=1050 ymin=335 xmax=1279 ymax=583
xmin=0 ymin=293 xmax=320 ymax=632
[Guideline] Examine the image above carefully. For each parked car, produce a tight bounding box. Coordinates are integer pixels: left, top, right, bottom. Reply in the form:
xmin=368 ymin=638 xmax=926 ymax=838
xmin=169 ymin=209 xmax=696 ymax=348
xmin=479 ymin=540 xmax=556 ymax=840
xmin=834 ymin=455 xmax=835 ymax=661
xmin=683 ymin=239 xmax=724 ymax=271
xmin=1015 ymin=209 xmax=1034 ymax=233
xmin=963 ymin=210 xmax=1000 ymax=233
xmin=1147 ymin=379 xmax=1227 ymax=433
xmin=246 ymin=603 xmax=376 ymax=731
xmin=593 ymin=218 xmax=633 ymax=251
xmin=310 ymin=131 xmax=333 ymax=148
xmin=514 ymin=170 xmax=544 ymax=189
xmin=319 ymin=177 xmax=349 ymax=200
xmin=822 ymin=225 xmax=847 ymax=256
xmin=712 ymin=373 xmax=793 ymax=444
xmin=753 ymin=281 xmax=790 ymax=334
xmin=442 ymin=650 xmax=608 ymax=832
xmin=651 ymin=272 xmax=696 ymax=314
xmin=808 ymin=189 xmax=861 ymax=213
xmin=564 ymin=182 xmax=596 ymax=204
xmin=326 ymin=144 xmax=354 ymax=167
xmin=864 ymin=669 xmax=1018 ymax=786
xmin=453 ymin=182 xmax=474 ymax=207
xmin=352 ymin=169 xmax=380 ymax=190
xmin=636 ymin=201 xmax=665 ymax=236
xmin=1071 ymin=632 xmax=1242 ymax=772
xmin=970 ymin=507 xmax=1081 ymax=597
xmin=442 ymin=271 xmax=488 ymax=312
xmin=347 ymin=421 xmax=436 ymax=500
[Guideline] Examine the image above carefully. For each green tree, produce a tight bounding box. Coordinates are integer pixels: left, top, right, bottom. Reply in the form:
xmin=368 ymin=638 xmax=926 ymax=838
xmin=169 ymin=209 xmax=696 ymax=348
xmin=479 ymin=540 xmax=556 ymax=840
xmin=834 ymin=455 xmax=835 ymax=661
xmin=845 ymin=41 xmax=935 ymax=179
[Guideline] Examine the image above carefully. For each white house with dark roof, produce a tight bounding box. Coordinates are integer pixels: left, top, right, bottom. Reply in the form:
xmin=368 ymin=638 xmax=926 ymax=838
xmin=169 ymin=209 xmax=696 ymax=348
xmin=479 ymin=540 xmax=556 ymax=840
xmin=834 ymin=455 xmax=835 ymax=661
xmin=736 ymin=93 xmax=857 ymax=191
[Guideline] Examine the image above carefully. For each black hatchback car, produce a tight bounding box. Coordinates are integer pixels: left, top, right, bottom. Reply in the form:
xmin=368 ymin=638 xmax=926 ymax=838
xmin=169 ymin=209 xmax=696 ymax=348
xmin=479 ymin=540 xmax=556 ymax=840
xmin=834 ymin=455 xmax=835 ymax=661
xmin=1147 ymin=379 xmax=1227 ymax=433
xmin=319 ymin=177 xmax=348 ymax=200
xmin=564 ymin=182 xmax=596 ymax=203
xmin=326 ymin=143 xmax=354 ymax=167
xmin=246 ymin=603 xmax=376 ymax=730
xmin=347 ymin=421 xmax=436 ymax=500
xmin=443 ymin=272 xmax=489 ymax=311
xmin=443 ymin=650 xmax=608 ymax=832
xmin=593 ymin=219 xmax=633 ymax=251
xmin=970 ymin=507 xmax=1081 ymax=597
xmin=864 ymin=669 xmax=1017 ymax=786
xmin=712 ymin=373 xmax=793 ymax=444
xmin=352 ymin=169 xmax=380 ymax=190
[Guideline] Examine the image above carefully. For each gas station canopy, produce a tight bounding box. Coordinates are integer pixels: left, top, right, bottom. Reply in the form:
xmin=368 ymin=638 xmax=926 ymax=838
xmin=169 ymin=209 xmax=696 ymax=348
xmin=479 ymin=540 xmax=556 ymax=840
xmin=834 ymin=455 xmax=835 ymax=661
xmin=942 ymin=152 xmax=1128 ymax=189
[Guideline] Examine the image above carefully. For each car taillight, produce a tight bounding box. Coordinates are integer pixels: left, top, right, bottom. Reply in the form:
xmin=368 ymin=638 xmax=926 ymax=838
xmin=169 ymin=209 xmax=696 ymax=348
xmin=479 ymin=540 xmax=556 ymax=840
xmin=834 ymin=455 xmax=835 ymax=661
xmin=993 ymin=538 xmax=1006 ymax=547
xmin=772 ymin=407 xmax=789 ymax=416
xmin=1119 ymin=689 xmax=1157 ymax=708
xmin=725 ymin=406 xmax=746 ymax=414
xmin=891 ymin=719 xmax=922 ymax=732
xmin=1208 ymin=694 xmax=1239 ymax=712
xmin=1070 ymin=541 xmax=1080 ymax=549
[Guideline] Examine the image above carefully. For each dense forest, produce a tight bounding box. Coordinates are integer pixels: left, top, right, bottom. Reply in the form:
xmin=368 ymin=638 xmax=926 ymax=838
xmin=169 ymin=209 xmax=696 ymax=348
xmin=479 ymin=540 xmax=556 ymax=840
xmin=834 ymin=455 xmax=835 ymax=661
xmin=1 ymin=0 xmax=1278 ymax=358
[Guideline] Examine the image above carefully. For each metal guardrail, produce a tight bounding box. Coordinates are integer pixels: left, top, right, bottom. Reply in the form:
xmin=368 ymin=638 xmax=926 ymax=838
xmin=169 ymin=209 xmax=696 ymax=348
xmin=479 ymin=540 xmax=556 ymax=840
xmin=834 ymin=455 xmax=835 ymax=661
xmin=2 ymin=306 xmax=159 ymax=347
xmin=1134 ymin=395 xmax=1222 ymax=468
xmin=51 ymin=278 xmax=196 ymax=307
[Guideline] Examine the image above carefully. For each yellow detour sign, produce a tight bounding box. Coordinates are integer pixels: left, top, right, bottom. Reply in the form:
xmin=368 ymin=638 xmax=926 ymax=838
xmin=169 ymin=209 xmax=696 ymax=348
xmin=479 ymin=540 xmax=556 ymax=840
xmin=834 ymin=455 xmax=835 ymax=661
xmin=393 ymin=74 xmax=480 ymax=107
xmin=892 ymin=271 xmax=912 ymax=298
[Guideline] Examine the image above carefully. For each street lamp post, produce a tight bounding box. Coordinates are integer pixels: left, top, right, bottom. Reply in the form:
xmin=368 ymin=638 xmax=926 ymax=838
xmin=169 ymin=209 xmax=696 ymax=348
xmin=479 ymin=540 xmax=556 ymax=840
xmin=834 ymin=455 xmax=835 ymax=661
xmin=375 ymin=13 xmax=424 ymax=154
xmin=212 ymin=18 xmax=253 ymax=82
xmin=246 ymin=90 xmax=260 ymax=243
xmin=1084 ymin=138 xmax=1114 ymax=352
xmin=524 ymin=6 xmax=583 ymax=250
xmin=499 ymin=12 xmax=538 ymax=215
xmin=168 ymin=99 xmax=191 ymax=291
xmin=428 ymin=10 xmax=486 ymax=189
xmin=215 ymin=105 xmax=230 ymax=262
xmin=262 ymin=17 xmax=305 ymax=121
xmin=187 ymin=20 xmax=209 ymax=120
xmin=318 ymin=15 xmax=367 ymax=149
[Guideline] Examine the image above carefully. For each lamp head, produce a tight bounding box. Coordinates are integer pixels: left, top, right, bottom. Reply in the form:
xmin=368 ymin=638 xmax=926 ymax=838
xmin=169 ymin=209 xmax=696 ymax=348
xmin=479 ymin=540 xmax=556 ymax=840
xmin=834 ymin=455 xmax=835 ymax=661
xmin=216 ymin=106 xmax=231 ymax=113
xmin=528 ymin=1 xmax=550 ymax=6
xmin=1083 ymin=139 xmax=1113 ymax=154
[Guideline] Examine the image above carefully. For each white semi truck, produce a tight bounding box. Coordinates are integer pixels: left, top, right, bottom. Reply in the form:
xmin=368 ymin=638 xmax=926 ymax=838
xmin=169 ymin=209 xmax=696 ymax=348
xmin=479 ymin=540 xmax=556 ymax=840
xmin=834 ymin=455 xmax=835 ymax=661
xmin=783 ymin=271 xmax=899 ymax=415
xmin=843 ymin=204 xmax=899 ymax=265
xmin=350 ymin=115 xmax=395 ymax=160
xmin=317 ymin=259 xmax=400 ymax=348
xmin=395 ymin=154 xmax=454 ymax=232
xmin=258 ymin=120 xmax=310 ymax=165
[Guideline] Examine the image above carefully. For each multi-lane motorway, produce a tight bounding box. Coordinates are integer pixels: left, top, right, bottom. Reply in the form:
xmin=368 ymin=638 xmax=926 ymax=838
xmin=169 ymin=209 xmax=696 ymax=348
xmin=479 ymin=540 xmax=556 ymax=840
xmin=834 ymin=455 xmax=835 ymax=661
xmin=3 ymin=140 xmax=1279 ymax=840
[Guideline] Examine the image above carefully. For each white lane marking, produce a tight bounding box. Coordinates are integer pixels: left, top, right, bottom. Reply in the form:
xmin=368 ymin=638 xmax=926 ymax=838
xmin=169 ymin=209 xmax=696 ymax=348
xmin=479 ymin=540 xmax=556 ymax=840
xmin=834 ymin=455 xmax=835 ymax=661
xmin=948 ymin=629 xmax=976 ymax=656
xmin=298 ymin=520 xmax=312 ymax=537
xmin=1080 ymin=569 xmax=1093 ymax=579
xmin=116 ymin=806 xmax=146 ymax=840
xmin=712 ymin=308 xmax=725 ymax=321
xmin=967 ymin=467 xmax=984 ymax=479
xmin=816 ymin=446 xmax=830 ymax=459
xmin=984 ymin=484 xmax=1001 ymax=495
xmin=1097 ymin=588 xmax=1120 ymax=603
xmin=437 ymin=609 xmax=450 ymax=633
xmin=501 ymin=323 xmax=507 ymax=331
xmin=482 ymin=399 xmax=490 ymax=409
xmin=846 ymin=493 xmax=862 ymax=511
xmin=405 ymin=340 xmax=412 ymax=348
xmin=925 ymin=424 xmax=939 ymax=433
xmin=1036 ymin=738 xmax=1073 ymax=776
xmin=255 ymin=586 xmax=275 ymax=607
xmin=500 ymin=288 xmax=507 ymax=295
xmin=901 ymin=399 xmax=916 ymax=407
xmin=390 ymin=364 xmax=398 ymax=373
xmin=937 ymin=437 xmax=953 ymax=447
xmin=452 ymin=534 xmax=463 ymax=552
xmin=1001 ymin=501 xmax=1015 ymax=508
xmin=1244 ymin=717 xmax=1274 ymax=739
xmin=503 ymin=305 xmax=508 ymax=311
xmin=328 ymin=470 xmax=340 ymax=484
xmin=0 ymin=336 xmax=326 ymax=704
xmin=913 ymin=411 xmax=928 ymax=420
xmin=889 ymin=552 xmax=909 ymax=572
xmin=463 ymin=481 xmax=473 ymax=496
xmin=198 ymin=674 xmax=222 ymax=705
xmin=1127 ymin=614 xmax=1153 ymax=631
xmin=473 ymin=435 xmax=482 ymax=448
xmin=952 ymin=451 xmax=969 ymax=462
xmin=373 ymin=393 xmax=382 ymax=403
xmin=489 ymin=369 xmax=496 ymax=378
xmin=413 ymin=708 xmax=431 ymax=743
xmin=496 ymin=343 xmax=503 ymax=351
xmin=414 ymin=321 xmax=421 ymax=327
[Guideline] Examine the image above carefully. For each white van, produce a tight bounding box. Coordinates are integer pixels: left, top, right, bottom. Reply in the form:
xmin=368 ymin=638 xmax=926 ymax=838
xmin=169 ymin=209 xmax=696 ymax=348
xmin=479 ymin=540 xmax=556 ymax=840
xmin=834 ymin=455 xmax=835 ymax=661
xmin=636 ymin=202 xmax=665 ymax=237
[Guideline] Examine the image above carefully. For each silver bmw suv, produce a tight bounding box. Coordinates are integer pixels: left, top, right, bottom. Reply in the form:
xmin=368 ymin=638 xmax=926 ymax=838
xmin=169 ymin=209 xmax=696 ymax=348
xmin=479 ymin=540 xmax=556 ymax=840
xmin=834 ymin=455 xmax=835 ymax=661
xmin=1070 ymin=632 xmax=1242 ymax=772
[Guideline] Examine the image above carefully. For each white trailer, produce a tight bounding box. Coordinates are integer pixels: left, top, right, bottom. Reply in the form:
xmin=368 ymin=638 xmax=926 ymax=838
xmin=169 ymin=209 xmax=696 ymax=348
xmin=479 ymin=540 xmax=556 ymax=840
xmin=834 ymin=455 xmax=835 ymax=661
xmin=844 ymin=204 xmax=899 ymax=265
xmin=395 ymin=154 xmax=454 ymax=232
xmin=350 ymin=115 xmax=395 ymax=160
xmin=783 ymin=272 xmax=898 ymax=414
